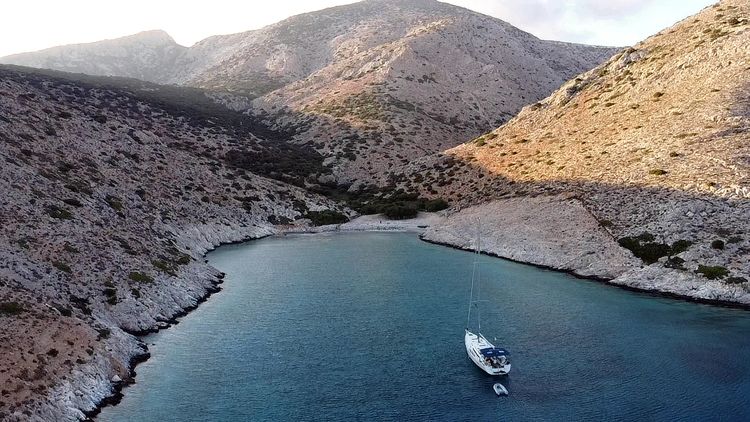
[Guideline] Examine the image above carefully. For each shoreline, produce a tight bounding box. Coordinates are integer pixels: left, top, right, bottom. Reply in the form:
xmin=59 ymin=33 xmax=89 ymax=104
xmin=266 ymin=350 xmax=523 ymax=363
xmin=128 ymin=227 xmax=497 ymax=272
xmin=85 ymin=216 xmax=749 ymax=419
xmin=83 ymin=232 xmax=267 ymax=421
xmin=419 ymin=236 xmax=750 ymax=312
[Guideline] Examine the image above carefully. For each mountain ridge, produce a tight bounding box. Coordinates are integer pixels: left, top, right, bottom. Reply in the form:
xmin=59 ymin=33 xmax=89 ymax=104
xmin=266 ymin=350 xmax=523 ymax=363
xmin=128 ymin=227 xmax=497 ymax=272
xmin=0 ymin=1 xmax=618 ymax=183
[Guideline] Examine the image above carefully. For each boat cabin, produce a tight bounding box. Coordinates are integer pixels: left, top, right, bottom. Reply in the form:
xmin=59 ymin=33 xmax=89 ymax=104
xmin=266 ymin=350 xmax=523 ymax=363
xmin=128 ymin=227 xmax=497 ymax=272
xmin=480 ymin=347 xmax=510 ymax=367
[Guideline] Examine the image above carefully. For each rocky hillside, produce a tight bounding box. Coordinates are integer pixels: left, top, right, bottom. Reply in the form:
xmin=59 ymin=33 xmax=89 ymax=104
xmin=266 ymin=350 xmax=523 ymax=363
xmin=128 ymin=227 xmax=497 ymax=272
xmin=0 ymin=0 xmax=617 ymax=183
xmin=0 ymin=31 xmax=186 ymax=84
xmin=404 ymin=0 xmax=750 ymax=304
xmin=246 ymin=0 xmax=616 ymax=183
xmin=0 ymin=65 xmax=345 ymax=421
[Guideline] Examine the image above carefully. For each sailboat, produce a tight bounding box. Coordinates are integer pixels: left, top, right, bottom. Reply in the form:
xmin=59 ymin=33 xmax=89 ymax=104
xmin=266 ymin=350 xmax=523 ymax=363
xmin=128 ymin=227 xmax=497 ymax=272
xmin=464 ymin=225 xmax=511 ymax=376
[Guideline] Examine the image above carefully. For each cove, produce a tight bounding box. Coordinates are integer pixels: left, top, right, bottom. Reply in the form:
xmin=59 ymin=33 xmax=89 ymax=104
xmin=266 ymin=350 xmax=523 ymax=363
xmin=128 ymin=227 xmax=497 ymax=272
xmin=98 ymin=232 xmax=750 ymax=421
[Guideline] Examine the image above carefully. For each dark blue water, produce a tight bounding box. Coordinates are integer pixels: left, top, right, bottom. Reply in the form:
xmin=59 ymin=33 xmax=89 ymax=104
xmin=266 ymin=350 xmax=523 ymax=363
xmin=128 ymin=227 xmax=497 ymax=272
xmin=98 ymin=232 xmax=750 ymax=421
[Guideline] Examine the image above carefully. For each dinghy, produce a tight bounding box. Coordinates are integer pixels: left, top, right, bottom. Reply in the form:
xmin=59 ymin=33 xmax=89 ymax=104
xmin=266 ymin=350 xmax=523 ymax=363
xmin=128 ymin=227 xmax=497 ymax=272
xmin=493 ymin=383 xmax=509 ymax=396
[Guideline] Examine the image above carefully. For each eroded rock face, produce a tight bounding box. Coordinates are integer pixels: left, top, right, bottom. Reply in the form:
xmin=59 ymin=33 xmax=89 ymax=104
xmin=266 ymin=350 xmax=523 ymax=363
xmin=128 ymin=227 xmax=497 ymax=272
xmin=0 ymin=66 xmax=344 ymax=420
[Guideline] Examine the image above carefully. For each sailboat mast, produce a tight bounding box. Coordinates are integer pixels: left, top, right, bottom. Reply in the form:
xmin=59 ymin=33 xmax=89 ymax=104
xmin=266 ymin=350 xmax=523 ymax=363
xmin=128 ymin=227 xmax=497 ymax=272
xmin=467 ymin=260 xmax=476 ymax=329
xmin=476 ymin=221 xmax=481 ymax=333
xmin=466 ymin=219 xmax=480 ymax=330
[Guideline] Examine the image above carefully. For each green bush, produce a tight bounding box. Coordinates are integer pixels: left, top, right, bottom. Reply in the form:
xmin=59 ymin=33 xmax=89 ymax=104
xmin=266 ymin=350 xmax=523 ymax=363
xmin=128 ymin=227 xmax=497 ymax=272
xmin=304 ymin=210 xmax=349 ymax=226
xmin=726 ymin=277 xmax=748 ymax=285
xmin=105 ymin=195 xmax=124 ymax=212
xmin=619 ymin=234 xmax=697 ymax=265
xmin=350 ymin=190 xmax=448 ymax=219
xmin=671 ymin=240 xmax=693 ymax=254
xmin=97 ymin=328 xmax=111 ymax=340
xmin=711 ymin=240 xmax=725 ymax=250
xmin=359 ymin=204 xmax=380 ymax=215
xmin=0 ymin=301 xmax=24 ymax=315
xmin=383 ymin=204 xmax=419 ymax=220
xmin=103 ymin=288 xmax=118 ymax=305
xmin=52 ymin=261 xmax=72 ymax=273
xmin=664 ymin=256 xmax=686 ymax=270
xmin=47 ymin=205 xmax=73 ymax=220
xmin=128 ymin=271 xmax=153 ymax=284
xmin=423 ymin=199 xmax=449 ymax=212
xmin=618 ymin=233 xmax=671 ymax=264
xmin=63 ymin=243 xmax=79 ymax=253
xmin=152 ymin=260 xmax=178 ymax=276
xmin=63 ymin=198 xmax=83 ymax=207
xmin=696 ymin=265 xmax=729 ymax=280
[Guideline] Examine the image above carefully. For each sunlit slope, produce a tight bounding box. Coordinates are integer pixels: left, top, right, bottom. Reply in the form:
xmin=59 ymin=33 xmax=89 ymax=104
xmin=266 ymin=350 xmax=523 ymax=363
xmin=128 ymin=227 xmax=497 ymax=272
xmin=418 ymin=0 xmax=748 ymax=200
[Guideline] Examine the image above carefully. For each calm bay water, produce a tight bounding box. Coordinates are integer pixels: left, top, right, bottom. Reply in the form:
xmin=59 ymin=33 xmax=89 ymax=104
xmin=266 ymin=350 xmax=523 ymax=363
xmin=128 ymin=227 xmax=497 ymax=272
xmin=98 ymin=232 xmax=750 ymax=421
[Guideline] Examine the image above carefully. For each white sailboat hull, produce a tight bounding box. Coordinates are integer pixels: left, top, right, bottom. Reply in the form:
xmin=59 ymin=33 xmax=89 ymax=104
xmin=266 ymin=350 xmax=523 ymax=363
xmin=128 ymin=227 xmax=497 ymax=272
xmin=465 ymin=330 xmax=511 ymax=376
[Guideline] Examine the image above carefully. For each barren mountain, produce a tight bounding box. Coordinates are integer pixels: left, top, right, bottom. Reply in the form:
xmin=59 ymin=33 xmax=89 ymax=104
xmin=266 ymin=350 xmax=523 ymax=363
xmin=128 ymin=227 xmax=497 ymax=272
xmin=402 ymin=0 xmax=750 ymax=303
xmin=244 ymin=0 xmax=617 ymax=182
xmin=0 ymin=30 xmax=186 ymax=84
xmin=0 ymin=0 xmax=617 ymax=183
xmin=0 ymin=65 xmax=346 ymax=421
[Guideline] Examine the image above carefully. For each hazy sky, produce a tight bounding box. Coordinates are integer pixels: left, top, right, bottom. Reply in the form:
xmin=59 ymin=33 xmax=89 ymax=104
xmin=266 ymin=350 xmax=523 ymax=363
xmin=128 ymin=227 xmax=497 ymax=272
xmin=0 ymin=0 xmax=716 ymax=57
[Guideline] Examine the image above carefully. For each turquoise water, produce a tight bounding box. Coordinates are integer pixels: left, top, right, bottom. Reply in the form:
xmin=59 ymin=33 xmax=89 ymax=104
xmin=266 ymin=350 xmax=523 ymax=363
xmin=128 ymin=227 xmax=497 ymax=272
xmin=98 ymin=232 xmax=750 ymax=421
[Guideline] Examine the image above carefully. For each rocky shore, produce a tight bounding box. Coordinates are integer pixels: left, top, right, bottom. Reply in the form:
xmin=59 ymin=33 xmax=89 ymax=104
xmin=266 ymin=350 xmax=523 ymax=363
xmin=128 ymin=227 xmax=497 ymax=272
xmin=422 ymin=197 xmax=750 ymax=307
xmin=282 ymin=212 xmax=446 ymax=235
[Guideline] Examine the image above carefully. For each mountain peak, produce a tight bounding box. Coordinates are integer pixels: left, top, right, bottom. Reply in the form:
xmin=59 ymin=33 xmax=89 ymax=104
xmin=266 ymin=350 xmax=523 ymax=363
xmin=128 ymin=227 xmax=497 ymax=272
xmin=124 ymin=29 xmax=179 ymax=45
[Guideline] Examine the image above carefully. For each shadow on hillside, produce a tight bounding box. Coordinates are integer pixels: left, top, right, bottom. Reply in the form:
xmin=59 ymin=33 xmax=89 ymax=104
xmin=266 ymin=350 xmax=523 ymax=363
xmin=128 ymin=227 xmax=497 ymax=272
xmin=398 ymin=152 xmax=749 ymax=245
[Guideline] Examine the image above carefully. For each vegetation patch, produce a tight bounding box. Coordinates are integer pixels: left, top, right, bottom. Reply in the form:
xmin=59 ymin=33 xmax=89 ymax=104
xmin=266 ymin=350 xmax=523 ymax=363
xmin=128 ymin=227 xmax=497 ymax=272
xmin=103 ymin=288 xmax=118 ymax=305
xmin=670 ymin=240 xmax=693 ymax=254
xmin=152 ymin=260 xmax=177 ymax=276
xmin=695 ymin=265 xmax=729 ymax=280
xmin=52 ymin=261 xmax=72 ymax=274
xmin=618 ymin=233 xmax=671 ymax=264
xmin=619 ymin=235 xmax=695 ymax=265
xmin=345 ymin=189 xmax=449 ymax=220
xmin=726 ymin=277 xmax=748 ymax=285
xmin=128 ymin=271 xmax=154 ymax=284
xmin=664 ymin=256 xmax=686 ymax=270
xmin=304 ymin=210 xmax=349 ymax=226
xmin=105 ymin=195 xmax=124 ymax=212
xmin=97 ymin=328 xmax=111 ymax=340
xmin=382 ymin=204 xmax=419 ymax=220
xmin=47 ymin=205 xmax=73 ymax=220
xmin=70 ymin=295 xmax=92 ymax=315
xmin=423 ymin=199 xmax=449 ymax=212
xmin=0 ymin=301 xmax=25 ymax=315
